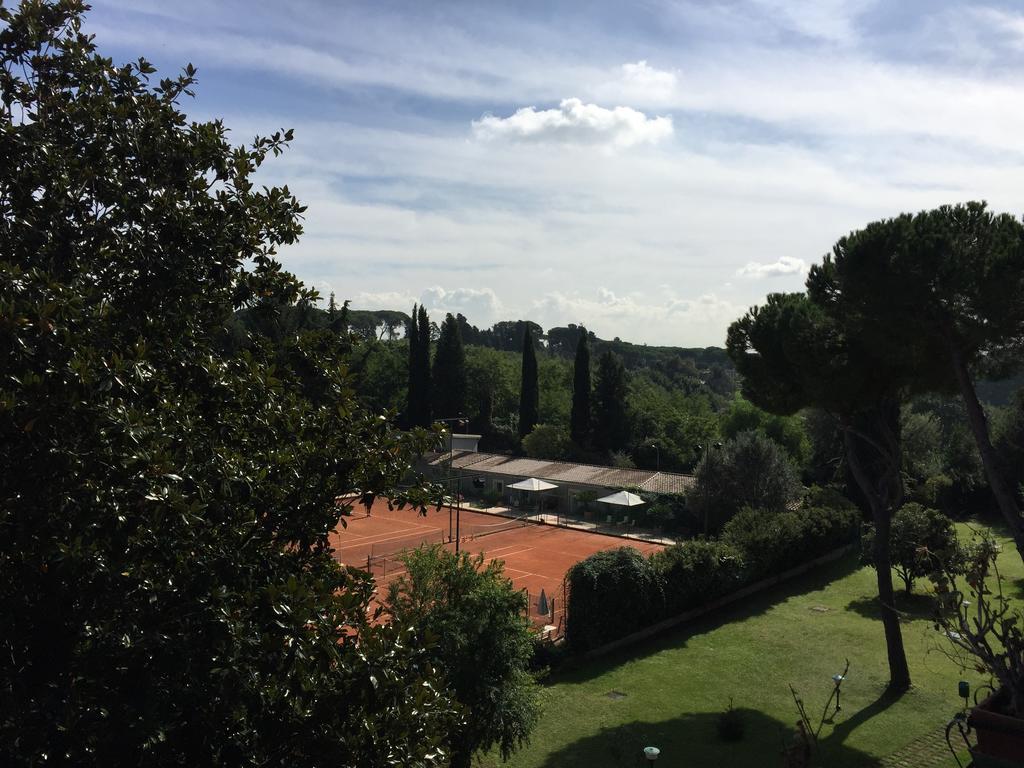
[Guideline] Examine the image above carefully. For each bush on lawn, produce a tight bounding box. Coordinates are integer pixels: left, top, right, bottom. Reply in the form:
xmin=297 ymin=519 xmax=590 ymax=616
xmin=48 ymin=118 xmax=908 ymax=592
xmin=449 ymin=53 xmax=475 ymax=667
xmin=862 ymin=502 xmax=962 ymax=594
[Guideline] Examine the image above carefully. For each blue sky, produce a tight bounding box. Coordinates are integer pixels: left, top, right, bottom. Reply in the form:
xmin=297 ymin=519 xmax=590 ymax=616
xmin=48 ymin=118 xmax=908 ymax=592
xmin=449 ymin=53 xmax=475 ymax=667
xmin=86 ymin=0 xmax=1024 ymax=346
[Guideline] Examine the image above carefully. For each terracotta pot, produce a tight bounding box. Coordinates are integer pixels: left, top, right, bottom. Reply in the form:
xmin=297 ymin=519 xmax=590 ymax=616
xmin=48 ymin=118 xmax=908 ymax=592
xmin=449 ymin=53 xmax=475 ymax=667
xmin=970 ymin=691 xmax=1024 ymax=767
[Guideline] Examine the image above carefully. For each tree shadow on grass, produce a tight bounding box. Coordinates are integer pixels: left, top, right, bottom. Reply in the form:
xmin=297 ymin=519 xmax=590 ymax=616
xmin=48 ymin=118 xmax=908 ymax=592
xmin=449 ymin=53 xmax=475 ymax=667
xmin=533 ymin=703 xmax=891 ymax=768
xmin=845 ymin=591 xmax=939 ymax=623
xmin=556 ymin=553 xmax=864 ymax=685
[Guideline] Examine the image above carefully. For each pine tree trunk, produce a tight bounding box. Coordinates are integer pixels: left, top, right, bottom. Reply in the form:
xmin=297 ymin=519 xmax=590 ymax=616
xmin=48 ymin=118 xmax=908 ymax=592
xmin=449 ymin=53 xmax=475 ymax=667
xmin=871 ymin=513 xmax=911 ymax=690
xmin=844 ymin=428 xmax=912 ymax=691
xmin=948 ymin=342 xmax=1024 ymax=563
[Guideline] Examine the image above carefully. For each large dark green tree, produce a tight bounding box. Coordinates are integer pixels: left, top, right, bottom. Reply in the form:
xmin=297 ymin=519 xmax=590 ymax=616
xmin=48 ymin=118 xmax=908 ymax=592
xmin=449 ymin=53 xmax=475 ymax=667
xmin=0 ymin=2 xmax=455 ymax=764
xmin=592 ymin=350 xmax=630 ymax=453
xmin=406 ymin=303 xmax=433 ymax=428
xmin=808 ymin=203 xmax=1024 ymax=559
xmin=690 ymin=430 xmax=800 ymax=531
xmin=728 ymin=291 xmax=914 ymax=690
xmin=995 ymin=388 xmax=1024 ymax=502
xmin=569 ymin=328 xmax=592 ymax=446
xmin=518 ymin=324 xmax=539 ymax=439
xmin=406 ymin=302 xmax=423 ymax=427
xmin=432 ymin=312 xmax=467 ymax=420
xmin=416 ymin=304 xmax=433 ymax=426
xmin=386 ymin=547 xmax=540 ymax=768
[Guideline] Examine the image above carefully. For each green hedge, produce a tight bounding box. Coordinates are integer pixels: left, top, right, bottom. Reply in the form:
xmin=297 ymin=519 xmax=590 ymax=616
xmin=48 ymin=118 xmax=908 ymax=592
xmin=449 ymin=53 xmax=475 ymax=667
xmin=564 ymin=548 xmax=662 ymax=653
xmin=721 ymin=505 xmax=860 ymax=581
xmin=652 ymin=540 xmax=746 ymax=616
xmin=565 ymin=504 xmax=858 ymax=653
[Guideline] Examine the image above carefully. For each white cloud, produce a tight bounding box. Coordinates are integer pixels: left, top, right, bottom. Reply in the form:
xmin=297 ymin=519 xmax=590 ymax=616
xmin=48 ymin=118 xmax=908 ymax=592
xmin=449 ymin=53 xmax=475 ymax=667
xmin=606 ymin=60 xmax=678 ymax=103
xmin=472 ymin=98 xmax=673 ymax=149
xmin=736 ymin=256 xmax=807 ymax=279
xmin=420 ymin=286 xmax=503 ymax=325
xmin=352 ymin=290 xmax=417 ymax=311
xmin=530 ymin=288 xmax=746 ymax=346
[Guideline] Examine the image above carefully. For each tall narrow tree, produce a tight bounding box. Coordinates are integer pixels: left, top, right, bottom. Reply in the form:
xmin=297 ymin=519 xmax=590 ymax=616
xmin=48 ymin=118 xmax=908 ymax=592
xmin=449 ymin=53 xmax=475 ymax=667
xmin=433 ymin=313 xmax=467 ymax=420
xmin=405 ymin=303 xmax=421 ymax=428
xmin=593 ymin=351 xmax=630 ymax=453
xmin=570 ymin=328 xmax=592 ymax=446
xmin=518 ymin=325 xmax=539 ymax=439
xmin=416 ymin=304 xmax=433 ymax=427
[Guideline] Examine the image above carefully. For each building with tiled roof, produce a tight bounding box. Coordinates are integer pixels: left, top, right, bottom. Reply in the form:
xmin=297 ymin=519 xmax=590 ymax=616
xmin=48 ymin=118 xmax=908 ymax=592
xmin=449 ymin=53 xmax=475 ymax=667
xmin=425 ymin=449 xmax=693 ymax=516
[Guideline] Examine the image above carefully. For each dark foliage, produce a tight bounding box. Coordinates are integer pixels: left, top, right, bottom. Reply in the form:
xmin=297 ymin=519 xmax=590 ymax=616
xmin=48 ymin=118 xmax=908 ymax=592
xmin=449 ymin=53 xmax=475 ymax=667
xmin=433 ymin=312 xmax=467 ymax=420
xmin=565 ymin=505 xmax=857 ymax=654
xmin=565 ymin=548 xmax=662 ymax=653
xmin=652 ymin=539 xmax=746 ymax=615
xmin=861 ymin=503 xmax=961 ymax=594
xmin=0 ymin=3 xmax=455 ymax=764
xmin=721 ymin=506 xmax=860 ymax=581
xmin=518 ymin=324 xmax=539 ymax=439
xmin=386 ymin=547 xmax=540 ymax=768
xmin=593 ymin=350 xmax=630 ymax=453
xmin=570 ymin=328 xmax=592 ymax=447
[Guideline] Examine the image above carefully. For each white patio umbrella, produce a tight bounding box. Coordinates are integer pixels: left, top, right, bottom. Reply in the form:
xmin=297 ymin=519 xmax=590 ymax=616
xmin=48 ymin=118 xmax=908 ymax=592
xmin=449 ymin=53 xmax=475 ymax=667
xmin=596 ymin=490 xmax=646 ymax=507
xmin=508 ymin=478 xmax=558 ymax=492
xmin=508 ymin=477 xmax=558 ymax=515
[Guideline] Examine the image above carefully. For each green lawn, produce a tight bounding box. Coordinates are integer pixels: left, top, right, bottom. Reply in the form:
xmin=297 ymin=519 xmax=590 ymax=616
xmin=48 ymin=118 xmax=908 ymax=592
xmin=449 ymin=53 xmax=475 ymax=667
xmin=488 ymin=521 xmax=1021 ymax=768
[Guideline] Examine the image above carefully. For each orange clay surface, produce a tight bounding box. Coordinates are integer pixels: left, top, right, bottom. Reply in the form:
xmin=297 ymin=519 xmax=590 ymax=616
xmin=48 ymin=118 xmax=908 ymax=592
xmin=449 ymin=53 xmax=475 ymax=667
xmin=329 ymin=498 xmax=665 ymax=630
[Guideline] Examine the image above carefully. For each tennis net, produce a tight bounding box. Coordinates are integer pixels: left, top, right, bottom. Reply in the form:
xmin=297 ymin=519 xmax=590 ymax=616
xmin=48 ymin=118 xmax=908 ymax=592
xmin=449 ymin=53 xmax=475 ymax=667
xmin=463 ymin=514 xmax=532 ymax=541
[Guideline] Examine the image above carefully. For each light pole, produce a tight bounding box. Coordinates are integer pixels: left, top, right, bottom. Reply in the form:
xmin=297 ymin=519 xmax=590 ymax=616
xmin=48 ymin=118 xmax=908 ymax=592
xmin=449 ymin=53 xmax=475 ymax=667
xmin=648 ymin=442 xmax=660 ymax=472
xmin=695 ymin=441 xmax=723 ymax=536
xmin=436 ymin=415 xmax=467 ymax=552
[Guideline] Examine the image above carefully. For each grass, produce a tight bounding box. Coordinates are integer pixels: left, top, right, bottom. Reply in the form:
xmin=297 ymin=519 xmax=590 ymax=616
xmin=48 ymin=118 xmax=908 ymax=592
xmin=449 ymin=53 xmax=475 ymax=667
xmin=486 ymin=520 xmax=1022 ymax=768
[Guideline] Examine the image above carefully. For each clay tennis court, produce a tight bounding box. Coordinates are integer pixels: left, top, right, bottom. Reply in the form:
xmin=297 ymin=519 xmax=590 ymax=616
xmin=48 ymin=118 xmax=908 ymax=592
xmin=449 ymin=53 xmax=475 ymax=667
xmin=330 ymin=498 xmax=665 ymax=633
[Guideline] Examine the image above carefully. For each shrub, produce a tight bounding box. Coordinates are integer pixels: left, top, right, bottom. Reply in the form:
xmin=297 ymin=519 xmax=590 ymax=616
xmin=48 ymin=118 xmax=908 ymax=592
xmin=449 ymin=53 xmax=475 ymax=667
xmin=862 ymin=502 xmax=961 ymax=593
xmin=803 ymin=484 xmax=859 ymax=513
xmin=722 ymin=505 xmax=859 ymax=580
xmin=717 ymin=699 xmax=746 ymax=742
xmin=919 ymin=473 xmax=956 ymax=513
xmin=690 ymin=430 xmax=801 ymax=532
xmin=386 ymin=547 xmax=540 ymax=765
xmin=522 ymin=423 xmax=570 ymax=460
xmin=565 ymin=548 xmax=662 ymax=653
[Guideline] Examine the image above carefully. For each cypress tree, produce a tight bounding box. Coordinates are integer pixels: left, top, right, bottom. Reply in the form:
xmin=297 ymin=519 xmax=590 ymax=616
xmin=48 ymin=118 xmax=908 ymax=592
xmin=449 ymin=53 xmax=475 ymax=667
xmin=416 ymin=304 xmax=433 ymax=427
xmin=593 ymin=350 xmax=630 ymax=453
xmin=518 ymin=325 xmax=539 ymax=439
xmin=570 ymin=328 xmax=592 ymax=446
xmin=433 ymin=313 xmax=467 ymax=420
xmin=405 ymin=303 xmax=420 ymax=428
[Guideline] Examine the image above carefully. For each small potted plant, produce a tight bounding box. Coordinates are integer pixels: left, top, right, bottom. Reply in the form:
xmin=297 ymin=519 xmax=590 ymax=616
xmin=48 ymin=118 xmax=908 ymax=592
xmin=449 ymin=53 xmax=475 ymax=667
xmin=928 ymin=537 xmax=1024 ymax=766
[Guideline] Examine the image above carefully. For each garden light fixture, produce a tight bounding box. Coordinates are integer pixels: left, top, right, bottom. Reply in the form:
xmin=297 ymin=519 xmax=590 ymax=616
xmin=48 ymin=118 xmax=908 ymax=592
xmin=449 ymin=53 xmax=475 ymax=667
xmin=832 ymin=673 xmax=845 ymax=712
xmin=644 ymin=746 xmax=660 ymax=762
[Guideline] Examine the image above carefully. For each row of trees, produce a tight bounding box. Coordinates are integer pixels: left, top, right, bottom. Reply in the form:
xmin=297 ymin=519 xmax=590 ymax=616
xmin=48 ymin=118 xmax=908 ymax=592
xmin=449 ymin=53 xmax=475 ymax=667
xmin=727 ymin=202 xmax=1024 ymax=691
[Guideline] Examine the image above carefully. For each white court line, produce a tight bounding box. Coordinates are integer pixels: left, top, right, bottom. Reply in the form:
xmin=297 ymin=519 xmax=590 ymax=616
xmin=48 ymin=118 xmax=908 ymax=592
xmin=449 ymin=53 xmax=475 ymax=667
xmin=338 ymin=523 xmax=443 ymax=551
